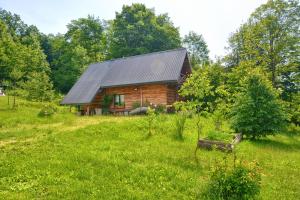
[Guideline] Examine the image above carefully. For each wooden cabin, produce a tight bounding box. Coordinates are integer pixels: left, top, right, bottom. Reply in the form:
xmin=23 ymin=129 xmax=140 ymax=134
xmin=61 ymin=48 xmax=192 ymax=115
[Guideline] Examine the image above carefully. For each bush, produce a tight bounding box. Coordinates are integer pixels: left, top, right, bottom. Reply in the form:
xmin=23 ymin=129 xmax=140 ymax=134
xmin=174 ymin=111 xmax=187 ymax=140
xmin=231 ymin=72 xmax=286 ymax=139
xmin=146 ymin=107 xmax=156 ymax=136
xmin=38 ymin=103 xmax=58 ymax=117
xmin=102 ymin=95 xmax=113 ymax=114
xmin=154 ymin=104 xmax=166 ymax=114
xmin=201 ymin=156 xmax=261 ymax=200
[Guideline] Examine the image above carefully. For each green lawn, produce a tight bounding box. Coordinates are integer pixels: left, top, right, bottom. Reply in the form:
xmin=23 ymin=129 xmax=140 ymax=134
xmin=0 ymin=96 xmax=299 ymax=199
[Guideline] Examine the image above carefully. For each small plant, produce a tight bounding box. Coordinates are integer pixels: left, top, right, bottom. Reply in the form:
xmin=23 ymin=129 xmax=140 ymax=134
xmin=174 ymin=111 xmax=187 ymax=140
xmin=146 ymin=107 xmax=156 ymax=137
xmin=38 ymin=103 xmax=58 ymax=117
xmin=213 ymin=109 xmax=223 ymax=131
xmin=201 ymin=155 xmax=261 ymax=200
xmin=132 ymin=101 xmax=141 ymax=109
xmin=102 ymin=95 xmax=113 ymax=114
xmin=154 ymin=104 xmax=166 ymax=114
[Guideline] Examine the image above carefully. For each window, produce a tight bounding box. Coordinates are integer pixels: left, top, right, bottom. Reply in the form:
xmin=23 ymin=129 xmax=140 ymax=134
xmin=114 ymin=94 xmax=125 ymax=107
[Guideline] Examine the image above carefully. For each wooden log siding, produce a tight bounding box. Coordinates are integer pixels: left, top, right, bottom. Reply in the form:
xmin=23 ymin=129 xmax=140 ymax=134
xmin=83 ymin=83 xmax=178 ymax=112
xmin=167 ymin=85 xmax=177 ymax=105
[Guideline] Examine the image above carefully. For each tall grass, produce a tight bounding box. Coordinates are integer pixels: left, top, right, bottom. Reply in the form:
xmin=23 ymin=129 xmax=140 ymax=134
xmin=0 ymin=96 xmax=299 ymax=199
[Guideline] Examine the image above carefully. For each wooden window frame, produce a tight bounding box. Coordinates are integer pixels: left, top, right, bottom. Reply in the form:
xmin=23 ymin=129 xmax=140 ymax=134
xmin=113 ymin=94 xmax=125 ymax=108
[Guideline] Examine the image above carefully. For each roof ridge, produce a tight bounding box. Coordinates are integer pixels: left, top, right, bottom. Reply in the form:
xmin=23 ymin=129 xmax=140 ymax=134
xmin=90 ymin=47 xmax=187 ymax=65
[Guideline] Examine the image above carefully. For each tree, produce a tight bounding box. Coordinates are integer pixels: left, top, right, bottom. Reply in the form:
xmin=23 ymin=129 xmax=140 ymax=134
xmin=178 ymin=63 xmax=228 ymax=114
xmin=109 ymin=3 xmax=181 ymax=58
xmin=0 ymin=19 xmax=25 ymax=107
xmin=22 ymin=72 xmax=54 ymax=102
xmin=177 ymin=68 xmax=213 ymax=112
xmin=231 ymin=71 xmax=286 ymax=139
xmin=182 ymin=31 xmax=209 ymax=69
xmin=65 ymin=15 xmax=106 ymax=62
xmin=0 ymin=15 xmax=54 ymax=102
xmin=42 ymin=15 xmax=108 ymax=93
xmin=51 ymin=42 xmax=90 ymax=93
xmin=225 ymin=0 xmax=300 ymax=95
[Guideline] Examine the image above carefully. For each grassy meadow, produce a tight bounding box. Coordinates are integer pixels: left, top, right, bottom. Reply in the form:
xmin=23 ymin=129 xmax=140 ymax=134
xmin=0 ymin=96 xmax=299 ymax=199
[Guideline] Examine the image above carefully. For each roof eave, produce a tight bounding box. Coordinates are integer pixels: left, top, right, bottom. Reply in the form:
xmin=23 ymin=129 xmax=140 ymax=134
xmin=101 ymin=80 xmax=178 ymax=88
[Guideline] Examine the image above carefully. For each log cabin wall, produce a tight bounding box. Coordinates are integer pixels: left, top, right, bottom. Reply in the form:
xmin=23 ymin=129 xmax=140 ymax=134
xmin=83 ymin=83 xmax=180 ymax=113
xmin=106 ymin=84 xmax=169 ymax=111
xmin=167 ymin=84 xmax=178 ymax=105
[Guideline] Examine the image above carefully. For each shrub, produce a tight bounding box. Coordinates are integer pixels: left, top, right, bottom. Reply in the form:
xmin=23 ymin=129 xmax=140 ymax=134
xmin=174 ymin=111 xmax=187 ymax=140
xmin=201 ymin=156 xmax=261 ymax=200
xmin=231 ymin=72 xmax=286 ymax=139
xmin=154 ymin=104 xmax=166 ymax=114
xmin=132 ymin=101 xmax=141 ymax=109
xmin=146 ymin=107 xmax=156 ymax=136
xmin=102 ymin=95 xmax=113 ymax=114
xmin=38 ymin=103 xmax=58 ymax=117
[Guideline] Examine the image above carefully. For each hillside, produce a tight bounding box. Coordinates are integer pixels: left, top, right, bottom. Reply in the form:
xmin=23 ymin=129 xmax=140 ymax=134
xmin=0 ymin=96 xmax=299 ymax=199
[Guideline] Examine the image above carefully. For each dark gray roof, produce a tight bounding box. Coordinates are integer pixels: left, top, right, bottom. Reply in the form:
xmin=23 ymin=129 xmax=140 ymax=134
xmin=61 ymin=48 xmax=189 ymax=105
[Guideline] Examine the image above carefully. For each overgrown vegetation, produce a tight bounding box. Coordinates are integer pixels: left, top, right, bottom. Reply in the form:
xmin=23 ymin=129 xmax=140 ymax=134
xmin=146 ymin=107 xmax=156 ymax=137
xmin=201 ymin=155 xmax=261 ymax=200
xmin=0 ymin=0 xmax=299 ymax=199
xmin=38 ymin=103 xmax=58 ymax=117
xmin=174 ymin=111 xmax=188 ymax=140
xmin=101 ymin=94 xmax=113 ymax=114
xmin=0 ymin=97 xmax=299 ymax=199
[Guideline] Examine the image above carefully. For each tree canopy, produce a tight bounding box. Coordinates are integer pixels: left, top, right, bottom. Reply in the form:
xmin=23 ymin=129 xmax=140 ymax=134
xmin=182 ymin=31 xmax=209 ymax=69
xmin=108 ymin=3 xmax=181 ymax=59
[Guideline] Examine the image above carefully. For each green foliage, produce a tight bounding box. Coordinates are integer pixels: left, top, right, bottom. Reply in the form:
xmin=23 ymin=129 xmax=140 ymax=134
xmin=231 ymin=71 xmax=287 ymax=139
xmin=212 ymin=102 xmax=228 ymax=131
xmin=102 ymin=95 xmax=113 ymax=114
xmin=288 ymin=93 xmax=300 ymax=125
xmin=38 ymin=103 xmax=58 ymax=117
xmin=44 ymin=34 xmax=90 ymax=93
xmin=109 ymin=3 xmax=181 ymax=59
xmin=65 ymin=15 xmax=106 ymax=62
xmin=202 ymin=156 xmax=261 ymax=200
xmin=0 ymin=97 xmax=300 ymax=199
xmin=174 ymin=111 xmax=188 ymax=140
xmin=205 ymin=130 xmax=233 ymax=143
xmin=154 ymin=104 xmax=166 ymax=114
xmin=225 ymin=0 xmax=300 ymax=114
xmin=182 ymin=31 xmax=209 ymax=69
xmin=146 ymin=107 xmax=156 ymax=136
xmin=0 ymin=18 xmax=53 ymax=104
xmin=22 ymin=72 xmax=54 ymax=102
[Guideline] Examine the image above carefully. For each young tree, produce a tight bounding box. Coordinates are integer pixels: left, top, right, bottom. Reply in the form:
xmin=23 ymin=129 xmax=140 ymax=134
xmin=22 ymin=72 xmax=54 ymax=102
xmin=109 ymin=3 xmax=181 ymax=58
xmin=182 ymin=31 xmax=209 ymax=69
xmin=178 ymin=68 xmax=213 ymax=112
xmin=231 ymin=71 xmax=286 ymax=139
xmin=178 ymin=63 xmax=228 ymax=113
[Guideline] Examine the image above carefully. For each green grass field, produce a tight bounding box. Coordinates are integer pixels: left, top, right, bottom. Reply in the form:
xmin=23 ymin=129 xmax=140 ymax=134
xmin=0 ymin=96 xmax=299 ymax=199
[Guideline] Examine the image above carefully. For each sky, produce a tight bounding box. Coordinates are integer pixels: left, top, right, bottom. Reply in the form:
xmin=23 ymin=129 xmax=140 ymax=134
xmin=0 ymin=0 xmax=267 ymax=59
